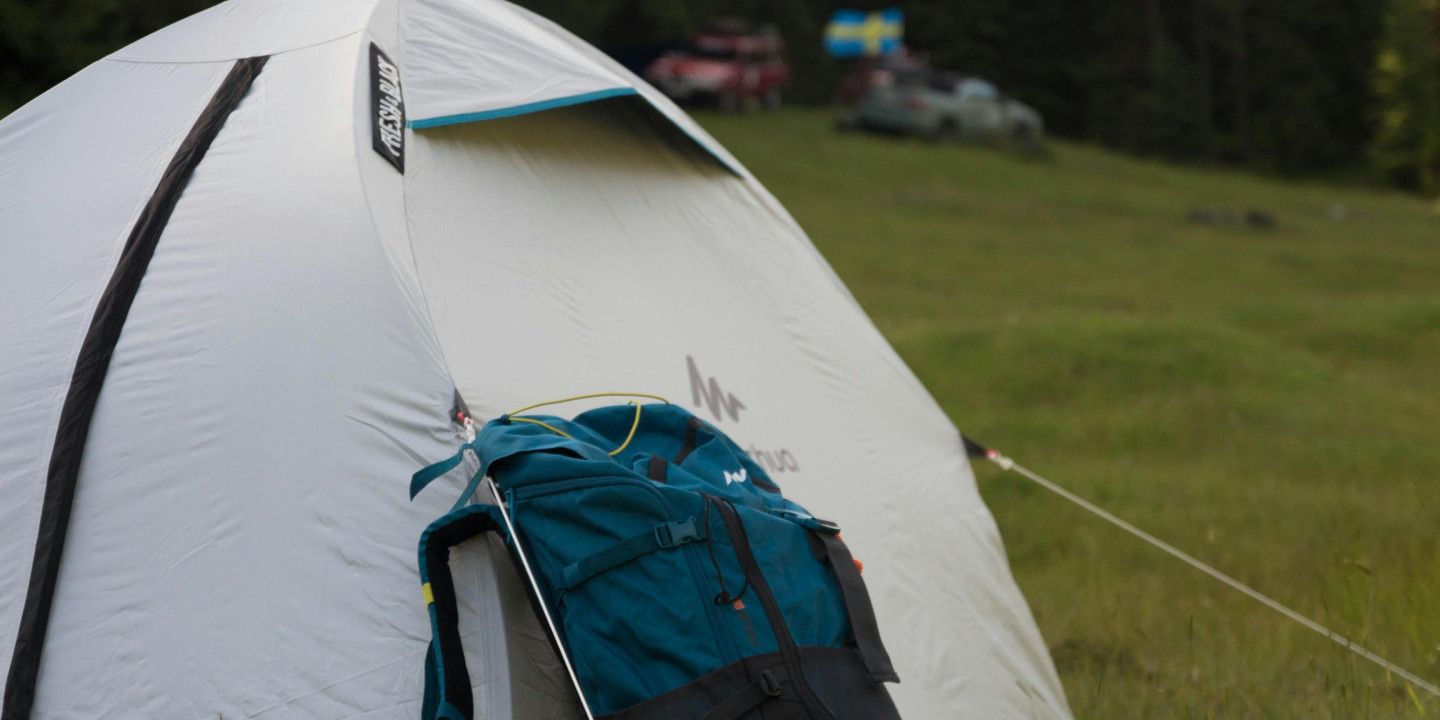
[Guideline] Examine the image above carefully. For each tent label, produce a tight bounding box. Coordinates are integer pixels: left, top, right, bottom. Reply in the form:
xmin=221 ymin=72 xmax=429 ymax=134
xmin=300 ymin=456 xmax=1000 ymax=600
xmin=369 ymin=43 xmax=405 ymax=172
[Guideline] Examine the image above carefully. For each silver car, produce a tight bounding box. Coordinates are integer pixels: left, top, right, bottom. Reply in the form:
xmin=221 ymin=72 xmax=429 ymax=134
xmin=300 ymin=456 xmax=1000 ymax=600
xmin=851 ymin=70 xmax=1043 ymax=143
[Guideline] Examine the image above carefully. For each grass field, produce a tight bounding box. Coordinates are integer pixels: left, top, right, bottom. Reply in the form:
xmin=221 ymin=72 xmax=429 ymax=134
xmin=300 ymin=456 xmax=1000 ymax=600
xmin=698 ymin=108 xmax=1440 ymax=719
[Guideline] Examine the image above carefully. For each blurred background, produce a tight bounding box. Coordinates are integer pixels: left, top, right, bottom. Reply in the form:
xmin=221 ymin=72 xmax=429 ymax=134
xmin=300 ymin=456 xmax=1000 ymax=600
xmin=5 ymin=1 xmax=1439 ymax=718
xmin=5 ymin=0 xmax=1440 ymax=189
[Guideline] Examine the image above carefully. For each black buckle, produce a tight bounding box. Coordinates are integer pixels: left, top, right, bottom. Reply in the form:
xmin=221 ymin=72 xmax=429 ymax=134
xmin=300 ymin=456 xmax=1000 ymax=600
xmin=655 ymin=517 xmax=700 ymax=548
xmin=759 ymin=669 xmax=783 ymax=697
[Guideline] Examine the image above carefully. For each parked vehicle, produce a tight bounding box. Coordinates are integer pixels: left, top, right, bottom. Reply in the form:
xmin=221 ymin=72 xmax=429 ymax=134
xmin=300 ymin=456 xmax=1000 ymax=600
xmin=834 ymin=54 xmax=928 ymax=110
xmin=645 ymin=25 xmax=790 ymax=112
xmin=840 ymin=67 xmax=1044 ymax=143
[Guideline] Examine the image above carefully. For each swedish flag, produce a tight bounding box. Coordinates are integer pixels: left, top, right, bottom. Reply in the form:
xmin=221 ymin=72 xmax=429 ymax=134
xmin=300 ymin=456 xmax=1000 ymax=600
xmin=824 ymin=8 xmax=904 ymax=58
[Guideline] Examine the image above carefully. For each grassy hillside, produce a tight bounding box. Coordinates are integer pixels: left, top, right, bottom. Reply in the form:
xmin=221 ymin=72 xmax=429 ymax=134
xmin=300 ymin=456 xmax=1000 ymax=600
xmin=698 ymin=108 xmax=1440 ymax=719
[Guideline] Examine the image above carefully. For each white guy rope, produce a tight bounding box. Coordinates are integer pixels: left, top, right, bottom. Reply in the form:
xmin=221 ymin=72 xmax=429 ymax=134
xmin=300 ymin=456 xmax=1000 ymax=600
xmin=486 ymin=476 xmax=596 ymax=719
xmin=981 ymin=448 xmax=1440 ymax=699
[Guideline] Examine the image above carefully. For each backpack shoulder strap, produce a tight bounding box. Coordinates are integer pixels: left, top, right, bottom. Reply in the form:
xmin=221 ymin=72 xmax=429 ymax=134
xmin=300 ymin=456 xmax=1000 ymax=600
xmin=418 ymin=503 xmax=511 ymax=720
xmin=813 ymin=530 xmax=899 ymax=683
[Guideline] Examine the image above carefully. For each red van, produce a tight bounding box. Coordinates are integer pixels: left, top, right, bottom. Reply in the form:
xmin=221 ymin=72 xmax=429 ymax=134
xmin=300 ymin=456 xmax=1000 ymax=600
xmin=645 ymin=25 xmax=790 ymax=112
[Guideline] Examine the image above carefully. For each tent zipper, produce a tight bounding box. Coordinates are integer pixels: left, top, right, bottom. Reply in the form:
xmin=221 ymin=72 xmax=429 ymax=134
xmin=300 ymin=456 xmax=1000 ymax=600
xmin=710 ymin=497 xmax=835 ymax=719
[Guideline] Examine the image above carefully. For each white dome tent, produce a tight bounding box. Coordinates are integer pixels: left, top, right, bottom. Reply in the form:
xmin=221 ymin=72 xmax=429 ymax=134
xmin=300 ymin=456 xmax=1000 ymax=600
xmin=0 ymin=0 xmax=1071 ymax=717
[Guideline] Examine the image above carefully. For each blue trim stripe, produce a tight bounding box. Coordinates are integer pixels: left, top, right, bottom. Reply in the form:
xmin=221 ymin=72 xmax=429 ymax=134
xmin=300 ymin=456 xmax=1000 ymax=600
xmin=406 ymin=86 xmax=745 ymax=177
xmin=672 ymin=123 xmax=745 ymax=177
xmin=408 ymin=87 xmax=638 ymax=129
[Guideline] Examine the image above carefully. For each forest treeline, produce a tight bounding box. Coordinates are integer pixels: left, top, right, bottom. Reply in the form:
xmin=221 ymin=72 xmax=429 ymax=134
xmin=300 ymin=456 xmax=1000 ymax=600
xmin=3 ymin=0 xmax=1437 ymax=191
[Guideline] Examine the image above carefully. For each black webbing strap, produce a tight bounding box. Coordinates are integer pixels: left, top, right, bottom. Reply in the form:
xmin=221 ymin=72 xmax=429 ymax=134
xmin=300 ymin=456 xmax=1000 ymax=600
xmin=547 ymin=516 xmax=705 ymax=592
xmin=673 ymin=417 xmax=704 ymax=464
xmin=815 ymin=532 xmax=900 ymax=683
xmin=646 ymin=455 xmax=668 ymax=482
xmin=700 ymin=666 xmax=789 ymax=720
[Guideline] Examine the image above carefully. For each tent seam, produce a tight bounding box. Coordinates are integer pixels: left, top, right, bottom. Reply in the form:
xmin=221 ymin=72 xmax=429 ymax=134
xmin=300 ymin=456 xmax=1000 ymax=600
xmin=348 ymin=29 xmax=463 ymax=437
xmin=107 ymin=30 xmax=364 ymax=65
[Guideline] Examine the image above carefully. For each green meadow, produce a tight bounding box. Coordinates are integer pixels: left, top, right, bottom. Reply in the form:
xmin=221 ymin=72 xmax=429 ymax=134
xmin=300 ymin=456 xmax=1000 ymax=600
xmin=700 ymin=108 xmax=1440 ymax=719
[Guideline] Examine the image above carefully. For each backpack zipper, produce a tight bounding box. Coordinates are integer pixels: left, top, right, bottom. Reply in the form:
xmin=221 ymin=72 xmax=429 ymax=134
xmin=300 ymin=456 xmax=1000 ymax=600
xmin=710 ymin=497 xmax=835 ymax=719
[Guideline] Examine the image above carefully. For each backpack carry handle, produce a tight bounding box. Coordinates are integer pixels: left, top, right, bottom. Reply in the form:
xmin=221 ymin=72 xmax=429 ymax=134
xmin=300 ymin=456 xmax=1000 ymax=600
xmin=410 ymin=393 xmax=672 ymax=501
xmin=504 ymin=393 xmax=670 ymax=458
xmin=508 ymin=400 xmax=645 ymax=457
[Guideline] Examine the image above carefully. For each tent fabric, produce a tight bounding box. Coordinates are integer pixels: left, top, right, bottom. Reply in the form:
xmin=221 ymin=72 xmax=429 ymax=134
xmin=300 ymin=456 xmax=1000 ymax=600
xmin=401 ymin=0 xmax=628 ymax=126
xmin=4 ymin=54 xmax=270 ymax=720
xmin=0 ymin=1 xmax=1072 ymax=718
xmin=0 ymin=56 xmax=242 ymax=716
xmin=12 ymin=40 xmax=456 ymax=719
xmin=108 ymin=0 xmax=377 ymax=63
xmin=401 ymin=0 xmax=746 ymax=175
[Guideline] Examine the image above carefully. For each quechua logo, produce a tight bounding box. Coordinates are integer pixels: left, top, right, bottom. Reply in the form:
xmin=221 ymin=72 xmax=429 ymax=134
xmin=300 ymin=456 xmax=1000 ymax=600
xmin=687 ymin=355 xmax=745 ymax=422
xmin=370 ymin=44 xmax=405 ymax=172
xmin=685 ymin=356 xmax=801 ymax=474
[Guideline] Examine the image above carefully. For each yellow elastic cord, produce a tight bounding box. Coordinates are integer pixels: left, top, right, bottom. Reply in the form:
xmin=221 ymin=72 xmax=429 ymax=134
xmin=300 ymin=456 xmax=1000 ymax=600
xmin=505 ymin=394 xmax=659 ymax=457
xmin=507 ymin=416 xmax=575 ymax=440
xmin=421 ymin=583 xmax=434 ymax=605
xmin=608 ymin=402 xmax=643 ymax=457
xmin=507 ymin=392 xmax=669 ymax=417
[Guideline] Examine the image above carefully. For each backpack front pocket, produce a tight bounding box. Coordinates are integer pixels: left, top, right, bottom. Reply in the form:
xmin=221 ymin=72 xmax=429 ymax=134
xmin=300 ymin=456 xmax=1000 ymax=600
xmin=513 ymin=480 xmax=730 ymax=713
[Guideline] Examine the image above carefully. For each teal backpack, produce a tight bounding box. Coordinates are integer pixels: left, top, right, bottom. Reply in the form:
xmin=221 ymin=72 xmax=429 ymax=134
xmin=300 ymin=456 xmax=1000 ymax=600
xmin=411 ymin=400 xmax=901 ymax=720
